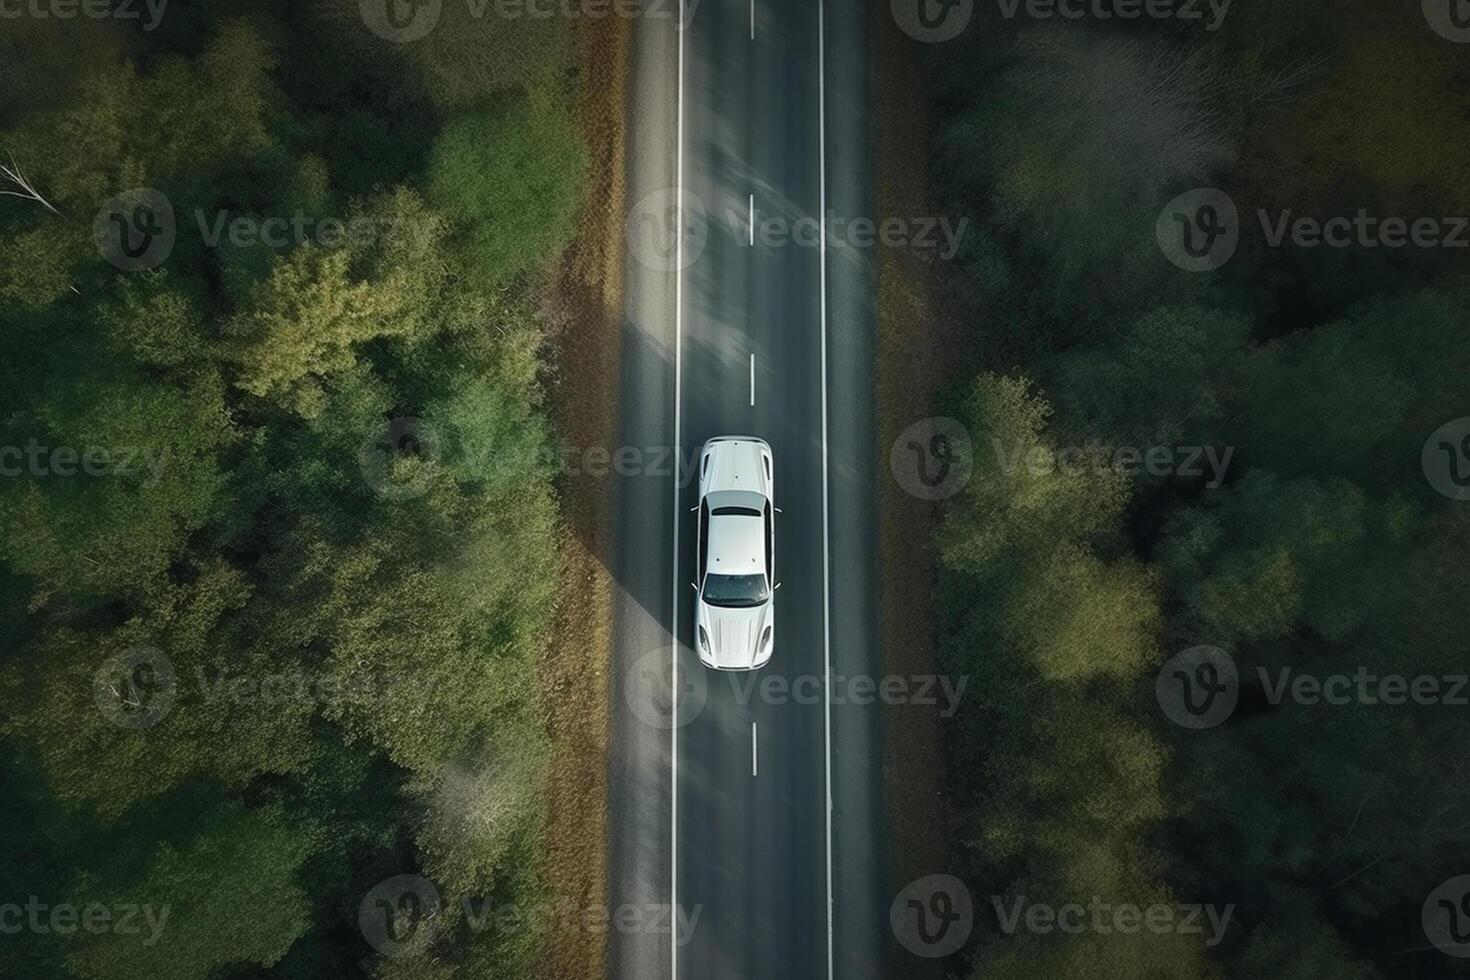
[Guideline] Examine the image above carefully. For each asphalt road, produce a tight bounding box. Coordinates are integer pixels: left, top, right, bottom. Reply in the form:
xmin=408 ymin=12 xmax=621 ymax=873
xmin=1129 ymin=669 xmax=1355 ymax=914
xmin=609 ymin=1 xmax=887 ymax=977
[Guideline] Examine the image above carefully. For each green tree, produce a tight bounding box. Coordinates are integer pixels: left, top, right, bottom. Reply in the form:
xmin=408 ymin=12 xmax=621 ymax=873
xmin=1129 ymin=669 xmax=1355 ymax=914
xmin=1158 ymin=472 xmax=1394 ymax=645
xmin=224 ymin=189 xmax=448 ymax=416
xmin=1237 ymin=284 xmax=1470 ymax=489
xmin=1231 ymin=912 xmax=1381 ymax=980
xmin=67 ymin=804 xmax=314 ymax=980
xmin=3 ymin=20 xmax=278 ymax=210
xmin=2 ymin=560 xmax=316 ymax=818
xmin=0 ymin=7 xmax=590 ymax=977
xmin=427 ymin=98 xmax=586 ymax=289
xmin=1047 ymin=306 xmax=1250 ymax=451
xmin=309 ymin=0 xmax=572 ymax=112
xmin=1292 ymin=35 xmax=1470 ymax=215
xmin=934 ymin=32 xmax=1234 ymax=332
xmin=0 ymin=357 xmax=231 ymax=604
xmin=938 ymin=373 xmax=1191 ymax=972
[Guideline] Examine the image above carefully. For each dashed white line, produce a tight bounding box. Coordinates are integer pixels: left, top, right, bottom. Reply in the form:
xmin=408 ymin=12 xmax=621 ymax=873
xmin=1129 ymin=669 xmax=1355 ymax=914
xmin=750 ymin=0 xmax=754 ymax=39
xmin=751 ymin=722 xmax=758 ymax=775
xmin=750 ymin=353 xmax=756 ymax=406
xmin=748 ymin=193 xmax=755 ymax=246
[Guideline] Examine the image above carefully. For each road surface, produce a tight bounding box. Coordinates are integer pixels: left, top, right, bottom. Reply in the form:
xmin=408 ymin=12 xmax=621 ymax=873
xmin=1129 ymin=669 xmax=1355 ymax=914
xmin=608 ymin=1 xmax=888 ymax=977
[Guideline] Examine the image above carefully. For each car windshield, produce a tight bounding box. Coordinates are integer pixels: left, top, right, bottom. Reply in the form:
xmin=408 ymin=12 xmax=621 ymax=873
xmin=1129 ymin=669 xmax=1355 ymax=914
xmin=702 ymin=573 xmax=769 ymax=608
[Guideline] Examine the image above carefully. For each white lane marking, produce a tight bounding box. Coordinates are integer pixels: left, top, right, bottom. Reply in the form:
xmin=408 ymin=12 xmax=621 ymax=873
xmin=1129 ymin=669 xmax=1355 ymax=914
xmin=750 ymin=0 xmax=754 ymax=39
xmin=751 ymin=722 xmax=758 ymax=775
xmin=818 ymin=2 xmax=834 ymax=979
xmin=672 ymin=5 xmax=685 ymax=980
xmin=748 ymin=193 xmax=755 ymax=246
xmin=750 ymin=353 xmax=756 ymax=406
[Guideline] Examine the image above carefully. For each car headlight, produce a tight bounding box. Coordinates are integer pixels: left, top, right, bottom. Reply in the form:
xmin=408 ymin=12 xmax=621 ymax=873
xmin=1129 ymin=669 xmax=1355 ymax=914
xmin=698 ymin=626 xmax=710 ymax=653
xmin=758 ymin=626 xmax=772 ymax=652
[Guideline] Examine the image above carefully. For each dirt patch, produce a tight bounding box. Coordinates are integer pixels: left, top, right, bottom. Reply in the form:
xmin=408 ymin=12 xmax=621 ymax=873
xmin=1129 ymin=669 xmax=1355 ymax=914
xmin=537 ymin=17 xmax=630 ymax=980
xmin=870 ymin=10 xmax=965 ymax=977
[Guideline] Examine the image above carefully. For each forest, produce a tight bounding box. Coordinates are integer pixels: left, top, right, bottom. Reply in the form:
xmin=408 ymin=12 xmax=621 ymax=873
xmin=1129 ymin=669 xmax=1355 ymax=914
xmin=0 ymin=3 xmax=584 ymax=977
xmin=925 ymin=2 xmax=1470 ymax=977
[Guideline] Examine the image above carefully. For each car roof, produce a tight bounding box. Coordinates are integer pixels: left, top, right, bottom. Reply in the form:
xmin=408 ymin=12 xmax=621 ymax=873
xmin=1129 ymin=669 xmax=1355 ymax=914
xmin=707 ymin=512 xmax=765 ymax=574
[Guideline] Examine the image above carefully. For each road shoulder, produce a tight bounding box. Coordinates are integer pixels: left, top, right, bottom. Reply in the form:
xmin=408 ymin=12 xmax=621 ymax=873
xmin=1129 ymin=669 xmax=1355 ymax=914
xmin=871 ymin=10 xmax=960 ymax=977
xmin=539 ymin=16 xmax=632 ymax=980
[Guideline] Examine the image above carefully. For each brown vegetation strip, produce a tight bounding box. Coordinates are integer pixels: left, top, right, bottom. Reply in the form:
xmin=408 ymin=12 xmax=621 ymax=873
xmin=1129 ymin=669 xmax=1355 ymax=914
xmin=538 ymin=17 xmax=630 ymax=980
xmin=870 ymin=10 xmax=963 ymax=978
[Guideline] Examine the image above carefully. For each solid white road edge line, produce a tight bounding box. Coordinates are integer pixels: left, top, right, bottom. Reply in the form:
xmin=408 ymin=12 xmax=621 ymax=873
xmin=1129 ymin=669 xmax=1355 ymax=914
xmin=672 ymin=4 xmax=685 ymax=980
xmin=818 ymin=2 xmax=834 ymax=980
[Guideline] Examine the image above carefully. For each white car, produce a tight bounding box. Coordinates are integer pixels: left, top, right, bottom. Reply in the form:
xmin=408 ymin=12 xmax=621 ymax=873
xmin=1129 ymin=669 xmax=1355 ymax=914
xmin=693 ymin=437 xmax=776 ymax=670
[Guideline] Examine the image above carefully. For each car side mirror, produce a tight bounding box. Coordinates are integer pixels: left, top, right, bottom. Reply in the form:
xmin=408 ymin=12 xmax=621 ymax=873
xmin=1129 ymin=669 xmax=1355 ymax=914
xmin=773 ymin=582 xmax=782 ymax=591
xmin=690 ymin=582 xmax=700 ymax=593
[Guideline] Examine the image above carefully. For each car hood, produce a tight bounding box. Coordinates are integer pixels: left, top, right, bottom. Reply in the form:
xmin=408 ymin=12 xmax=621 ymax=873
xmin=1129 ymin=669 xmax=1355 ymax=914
xmin=698 ymin=600 xmax=773 ymax=670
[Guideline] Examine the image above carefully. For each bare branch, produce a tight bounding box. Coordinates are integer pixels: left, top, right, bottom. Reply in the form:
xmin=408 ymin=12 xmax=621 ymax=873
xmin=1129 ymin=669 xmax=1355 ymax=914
xmin=1 ymin=151 xmax=63 ymax=217
xmin=1242 ymin=54 xmax=1333 ymax=110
